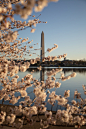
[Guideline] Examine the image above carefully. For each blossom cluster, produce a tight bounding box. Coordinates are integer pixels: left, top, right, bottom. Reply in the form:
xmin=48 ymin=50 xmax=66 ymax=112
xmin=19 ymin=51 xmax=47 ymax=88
xmin=0 ymin=0 xmax=58 ymax=31
xmin=60 ymin=72 xmax=76 ymax=81
xmin=47 ymin=44 xmax=58 ymax=53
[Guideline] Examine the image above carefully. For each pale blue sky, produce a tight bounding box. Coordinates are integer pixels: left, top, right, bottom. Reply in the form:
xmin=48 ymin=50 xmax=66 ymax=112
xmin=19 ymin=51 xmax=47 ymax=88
xmin=15 ymin=0 xmax=86 ymax=60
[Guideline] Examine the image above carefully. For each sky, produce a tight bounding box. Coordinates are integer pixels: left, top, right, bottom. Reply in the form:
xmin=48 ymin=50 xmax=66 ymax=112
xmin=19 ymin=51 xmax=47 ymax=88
xmin=15 ymin=0 xmax=86 ymax=61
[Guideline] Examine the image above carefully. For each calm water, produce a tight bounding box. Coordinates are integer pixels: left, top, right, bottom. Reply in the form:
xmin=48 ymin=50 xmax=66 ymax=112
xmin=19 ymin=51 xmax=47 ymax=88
xmin=0 ymin=67 xmax=86 ymax=111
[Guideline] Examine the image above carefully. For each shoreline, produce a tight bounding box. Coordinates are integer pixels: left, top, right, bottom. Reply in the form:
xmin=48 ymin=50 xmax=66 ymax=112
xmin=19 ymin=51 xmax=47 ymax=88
xmin=29 ymin=66 xmax=86 ymax=68
xmin=30 ymin=66 xmax=86 ymax=68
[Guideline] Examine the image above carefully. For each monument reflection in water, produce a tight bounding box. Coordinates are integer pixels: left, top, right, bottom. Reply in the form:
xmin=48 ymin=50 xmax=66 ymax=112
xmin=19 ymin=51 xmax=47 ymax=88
xmin=40 ymin=68 xmax=45 ymax=82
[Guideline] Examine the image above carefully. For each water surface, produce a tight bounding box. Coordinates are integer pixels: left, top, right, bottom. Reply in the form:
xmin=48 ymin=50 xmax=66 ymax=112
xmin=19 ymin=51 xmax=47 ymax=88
xmin=0 ymin=67 xmax=86 ymax=111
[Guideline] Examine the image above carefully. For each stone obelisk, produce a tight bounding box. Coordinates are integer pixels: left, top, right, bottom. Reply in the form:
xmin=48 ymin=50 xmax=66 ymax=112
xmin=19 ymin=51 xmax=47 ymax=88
xmin=40 ymin=31 xmax=45 ymax=81
xmin=40 ymin=31 xmax=45 ymax=62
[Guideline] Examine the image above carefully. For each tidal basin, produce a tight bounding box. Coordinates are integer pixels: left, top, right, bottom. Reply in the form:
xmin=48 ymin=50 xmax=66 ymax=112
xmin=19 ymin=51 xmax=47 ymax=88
xmin=0 ymin=67 xmax=86 ymax=111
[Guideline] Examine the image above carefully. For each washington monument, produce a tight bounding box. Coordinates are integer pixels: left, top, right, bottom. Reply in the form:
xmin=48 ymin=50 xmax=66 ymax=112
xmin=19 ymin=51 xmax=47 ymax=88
xmin=40 ymin=31 xmax=45 ymax=81
xmin=40 ymin=31 xmax=45 ymax=62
